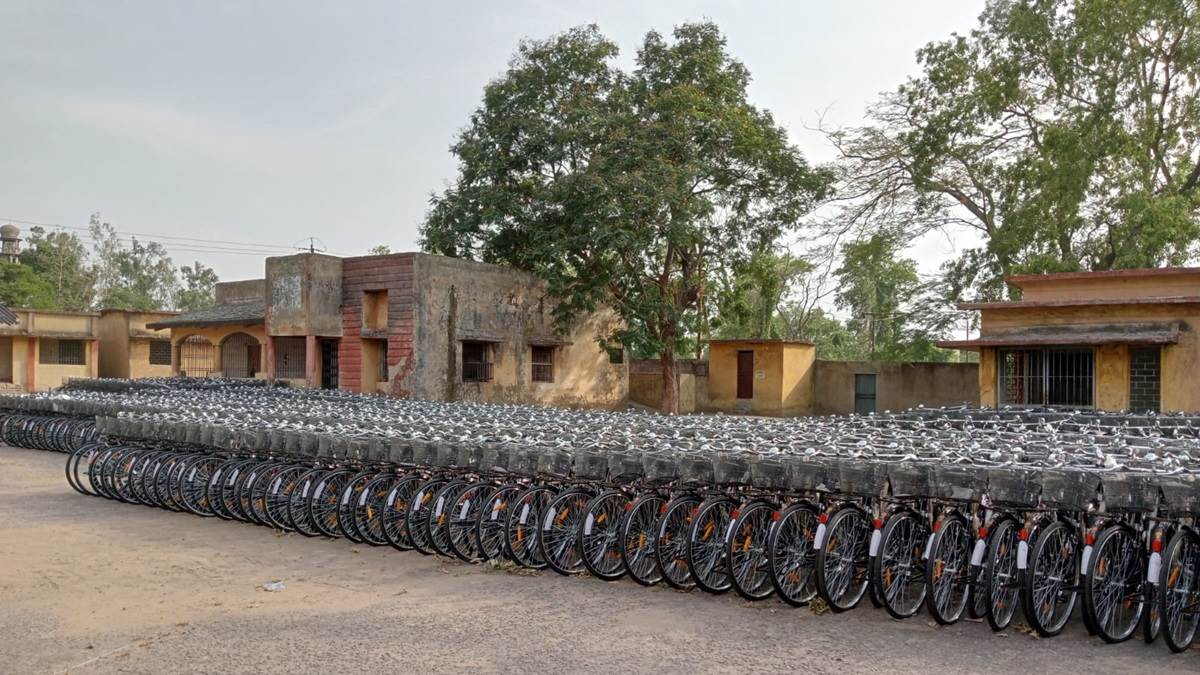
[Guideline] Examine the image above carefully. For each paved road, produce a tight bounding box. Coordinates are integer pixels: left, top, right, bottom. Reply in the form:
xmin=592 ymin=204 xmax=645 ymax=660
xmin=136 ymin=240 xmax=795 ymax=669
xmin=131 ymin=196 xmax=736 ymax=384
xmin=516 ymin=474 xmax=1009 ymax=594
xmin=1 ymin=446 xmax=1196 ymax=674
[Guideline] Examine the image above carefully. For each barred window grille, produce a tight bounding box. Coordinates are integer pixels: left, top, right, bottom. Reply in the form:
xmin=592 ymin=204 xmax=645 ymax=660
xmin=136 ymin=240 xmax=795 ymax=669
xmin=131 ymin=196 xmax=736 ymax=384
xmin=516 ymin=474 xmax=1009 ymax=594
xmin=179 ymin=336 xmax=216 ymax=377
xmin=998 ymin=348 xmax=1094 ymax=408
xmin=39 ymin=338 xmax=86 ymax=365
xmin=275 ymin=337 xmax=307 ymax=379
xmin=461 ymin=341 xmax=493 ymax=382
xmin=531 ymin=345 xmax=554 ymax=383
xmin=148 ymin=340 xmax=172 ymax=365
xmin=221 ymin=332 xmax=259 ymax=378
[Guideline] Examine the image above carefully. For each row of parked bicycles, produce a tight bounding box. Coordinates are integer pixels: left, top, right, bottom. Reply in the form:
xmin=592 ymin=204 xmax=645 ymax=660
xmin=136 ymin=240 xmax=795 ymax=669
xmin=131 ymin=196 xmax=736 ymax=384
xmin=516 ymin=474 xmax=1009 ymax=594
xmin=1 ymin=379 xmax=1198 ymax=655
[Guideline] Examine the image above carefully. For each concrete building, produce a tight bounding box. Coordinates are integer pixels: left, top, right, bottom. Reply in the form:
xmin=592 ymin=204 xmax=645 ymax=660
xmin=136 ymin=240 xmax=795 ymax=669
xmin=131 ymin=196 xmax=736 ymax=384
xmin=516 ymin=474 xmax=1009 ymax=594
xmin=0 ymin=308 xmax=99 ymax=391
xmin=95 ymin=309 xmax=177 ymax=379
xmin=148 ymin=252 xmax=628 ymax=408
xmin=939 ymin=267 xmax=1200 ymax=413
xmin=631 ymin=340 xmax=979 ymax=416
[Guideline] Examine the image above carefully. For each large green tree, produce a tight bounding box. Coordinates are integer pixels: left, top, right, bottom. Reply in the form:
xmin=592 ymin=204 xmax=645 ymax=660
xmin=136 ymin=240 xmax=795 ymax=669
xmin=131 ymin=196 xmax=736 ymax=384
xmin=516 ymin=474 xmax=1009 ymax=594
xmin=711 ymin=248 xmax=812 ymax=341
xmin=176 ymin=261 xmax=218 ymax=311
xmin=90 ymin=215 xmax=179 ymax=310
xmin=19 ymin=227 xmax=95 ymax=310
xmin=422 ymin=24 xmax=831 ymax=411
xmin=0 ymin=262 xmax=57 ymax=309
xmin=825 ymin=0 xmax=1200 ymax=300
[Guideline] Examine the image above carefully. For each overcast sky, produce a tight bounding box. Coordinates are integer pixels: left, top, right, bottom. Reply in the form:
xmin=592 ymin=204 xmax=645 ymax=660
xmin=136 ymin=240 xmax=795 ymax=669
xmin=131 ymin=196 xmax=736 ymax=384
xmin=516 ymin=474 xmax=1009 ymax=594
xmin=0 ymin=1 xmax=984 ymax=282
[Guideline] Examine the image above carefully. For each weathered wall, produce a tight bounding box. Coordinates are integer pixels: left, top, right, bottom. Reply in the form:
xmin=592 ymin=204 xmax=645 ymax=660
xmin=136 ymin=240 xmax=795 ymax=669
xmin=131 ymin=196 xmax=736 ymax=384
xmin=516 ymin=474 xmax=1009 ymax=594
xmin=265 ymin=254 xmax=343 ymax=337
xmin=96 ymin=311 xmax=131 ymax=378
xmin=0 ymin=336 xmax=11 ymax=383
xmin=1095 ymin=344 xmax=1130 ymax=411
xmin=128 ymin=339 xmax=173 ymax=379
xmin=409 ymin=254 xmax=627 ymax=408
xmin=977 ymin=303 xmax=1200 ymax=412
xmin=627 ymin=359 xmax=707 ymax=413
xmin=215 ymin=279 xmax=266 ymax=304
xmin=811 ymin=360 xmax=979 ymax=415
xmin=781 ymin=343 xmax=817 ymax=415
xmin=979 ymin=347 xmax=998 ymax=407
xmin=706 ymin=342 xmax=801 ymax=416
xmin=338 ymin=254 xmax=416 ymax=395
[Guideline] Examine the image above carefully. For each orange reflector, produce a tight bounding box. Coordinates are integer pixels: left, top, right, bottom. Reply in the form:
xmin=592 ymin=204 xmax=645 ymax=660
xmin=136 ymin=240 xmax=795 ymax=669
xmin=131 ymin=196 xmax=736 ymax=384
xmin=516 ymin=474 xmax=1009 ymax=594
xmin=1018 ymin=528 xmax=1029 ymax=541
xmin=1152 ymin=539 xmax=1163 ymax=553
xmin=772 ymin=511 xmax=782 ymax=522
xmin=873 ymin=518 xmax=883 ymax=530
xmin=978 ymin=526 xmax=988 ymax=538
xmin=818 ymin=513 xmax=829 ymax=524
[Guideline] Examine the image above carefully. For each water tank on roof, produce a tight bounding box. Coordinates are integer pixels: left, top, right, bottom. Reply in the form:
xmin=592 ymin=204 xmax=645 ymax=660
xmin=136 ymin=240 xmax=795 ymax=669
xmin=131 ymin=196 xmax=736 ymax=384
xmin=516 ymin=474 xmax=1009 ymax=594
xmin=0 ymin=224 xmax=20 ymax=263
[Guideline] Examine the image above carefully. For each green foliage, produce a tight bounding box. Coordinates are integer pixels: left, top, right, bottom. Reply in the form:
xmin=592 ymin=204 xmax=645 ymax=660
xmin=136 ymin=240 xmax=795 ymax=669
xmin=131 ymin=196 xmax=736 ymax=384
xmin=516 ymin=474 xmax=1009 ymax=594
xmin=19 ymin=227 xmax=95 ymax=310
xmin=421 ymin=23 xmax=831 ymax=410
xmin=834 ymin=231 xmax=955 ymax=362
xmin=826 ymin=0 xmax=1200 ymax=300
xmin=176 ymin=261 xmax=218 ymax=311
xmin=368 ymin=244 xmax=392 ymax=255
xmin=90 ymin=215 xmax=179 ymax=311
xmin=0 ymin=262 xmax=56 ymax=309
xmin=712 ymin=249 xmax=812 ymax=340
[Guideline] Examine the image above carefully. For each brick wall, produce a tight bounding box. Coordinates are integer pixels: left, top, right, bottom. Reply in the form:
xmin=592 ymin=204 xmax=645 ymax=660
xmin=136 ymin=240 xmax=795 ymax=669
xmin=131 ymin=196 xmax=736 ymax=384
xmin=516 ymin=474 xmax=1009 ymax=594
xmin=1129 ymin=346 xmax=1161 ymax=412
xmin=339 ymin=254 xmax=416 ymax=394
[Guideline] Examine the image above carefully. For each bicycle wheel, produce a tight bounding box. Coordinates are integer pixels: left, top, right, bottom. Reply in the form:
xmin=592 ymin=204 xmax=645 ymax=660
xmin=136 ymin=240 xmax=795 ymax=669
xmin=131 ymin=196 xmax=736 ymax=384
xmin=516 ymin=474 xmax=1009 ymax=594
xmin=540 ymin=488 xmax=591 ymax=576
xmin=355 ymin=474 xmax=400 ymax=545
xmin=406 ymin=477 xmax=448 ymax=555
xmin=926 ymin=512 xmax=973 ymax=625
xmin=309 ymin=468 xmax=352 ymax=538
xmin=475 ymin=484 xmax=520 ymax=562
xmin=769 ymin=502 xmax=819 ymax=606
xmin=815 ymin=506 xmax=872 ymax=612
xmin=264 ymin=464 xmax=307 ymax=530
xmin=1142 ymin=528 xmax=1165 ymax=644
xmin=622 ymin=493 xmax=666 ymax=586
xmin=182 ymin=456 xmax=223 ymax=516
xmin=382 ymin=474 xmax=422 ymax=551
xmin=727 ymin=500 xmax=777 ymax=601
xmin=579 ymin=490 xmax=630 ymax=581
xmin=1160 ymin=528 xmax=1200 ymax=653
xmin=872 ymin=510 xmax=928 ymax=619
xmin=967 ymin=524 xmax=991 ymax=620
xmin=984 ymin=517 xmax=1021 ymax=631
xmin=249 ymin=463 xmax=288 ymax=526
xmin=287 ymin=468 xmax=326 ymax=536
xmin=427 ymin=479 xmax=469 ymax=557
xmin=1021 ymin=519 xmax=1079 ymax=637
xmin=448 ymin=483 xmax=496 ymax=562
xmin=656 ymin=495 xmax=700 ymax=591
xmin=337 ymin=470 xmax=378 ymax=542
xmin=687 ymin=496 xmax=736 ymax=594
xmin=505 ymin=485 xmax=555 ymax=569
xmin=1082 ymin=524 xmax=1144 ymax=643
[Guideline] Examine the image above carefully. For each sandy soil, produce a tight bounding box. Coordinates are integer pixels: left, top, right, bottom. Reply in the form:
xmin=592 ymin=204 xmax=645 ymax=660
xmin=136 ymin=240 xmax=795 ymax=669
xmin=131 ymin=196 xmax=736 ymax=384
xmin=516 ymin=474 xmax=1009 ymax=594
xmin=1 ymin=445 xmax=1196 ymax=674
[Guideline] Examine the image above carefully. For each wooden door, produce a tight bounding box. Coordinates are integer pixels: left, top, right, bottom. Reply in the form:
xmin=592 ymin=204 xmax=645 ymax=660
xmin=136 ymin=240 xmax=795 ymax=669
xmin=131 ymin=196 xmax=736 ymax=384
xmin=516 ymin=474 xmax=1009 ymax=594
xmin=736 ymin=350 xmax=754 ymax=400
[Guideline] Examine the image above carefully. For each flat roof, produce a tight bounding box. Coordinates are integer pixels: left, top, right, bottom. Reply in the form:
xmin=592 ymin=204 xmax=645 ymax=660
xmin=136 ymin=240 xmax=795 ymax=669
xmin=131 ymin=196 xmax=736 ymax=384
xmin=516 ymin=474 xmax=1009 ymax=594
xmin=707 ymin=338 xmax=815 ymax=346
xmin=939 ymin=322 xmax=1182 ymax=350
xmin=957 ymin=295 xmax=1200 ymax=311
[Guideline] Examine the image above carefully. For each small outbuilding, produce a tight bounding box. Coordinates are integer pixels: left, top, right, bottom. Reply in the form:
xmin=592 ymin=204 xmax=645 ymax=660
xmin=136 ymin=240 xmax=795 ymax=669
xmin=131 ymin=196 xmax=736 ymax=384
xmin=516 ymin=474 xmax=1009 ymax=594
xmin=706 ymin=340 xmax=816 ymax=416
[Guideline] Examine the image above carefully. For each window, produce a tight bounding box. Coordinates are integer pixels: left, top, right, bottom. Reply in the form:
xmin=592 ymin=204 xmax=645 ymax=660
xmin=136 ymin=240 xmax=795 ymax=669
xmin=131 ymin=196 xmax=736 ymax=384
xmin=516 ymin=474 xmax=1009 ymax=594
xmin=999 ymin=348 xmax=1094 ymax=408
xmin=275 ymin=337 xmax=307 ymax=379
xmin=1128 ymin=347 xmax=1161 ymax=413
xmin=363 ymin=290 xmax=388 ymax=332
xmin=39 ymin=338 xmax=86 ymax=365
xmin=607 ymin=347 xmax=624 ymax=364
xmin=148 ymin=340 xmax=172 ymax=365
xmin=854 ymin=374 xmax=877 ymax=415
xmin=531 ymin=345 xmax=554 ymax=382
xmin=462 ymin=341 xmax=493 ymax=382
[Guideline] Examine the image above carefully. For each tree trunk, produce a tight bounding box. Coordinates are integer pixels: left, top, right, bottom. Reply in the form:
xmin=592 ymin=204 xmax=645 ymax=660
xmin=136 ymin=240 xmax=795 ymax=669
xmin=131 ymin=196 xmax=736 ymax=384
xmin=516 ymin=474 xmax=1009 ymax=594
xmin=659 ymin=346 xmax=679 ymax=414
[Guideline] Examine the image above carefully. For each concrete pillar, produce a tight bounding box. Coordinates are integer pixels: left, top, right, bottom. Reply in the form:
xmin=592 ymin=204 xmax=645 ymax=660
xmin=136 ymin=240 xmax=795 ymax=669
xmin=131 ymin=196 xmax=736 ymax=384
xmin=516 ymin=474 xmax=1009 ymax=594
xmin=89 ymin=340 xmax=99 ymax=378
xmin=25 ymin=337 xmax=36 ymax=392
xmin=305 ymin=335 xmax=318 ymax=388
xmin=266 ymin=337 xmax=276 ymax=381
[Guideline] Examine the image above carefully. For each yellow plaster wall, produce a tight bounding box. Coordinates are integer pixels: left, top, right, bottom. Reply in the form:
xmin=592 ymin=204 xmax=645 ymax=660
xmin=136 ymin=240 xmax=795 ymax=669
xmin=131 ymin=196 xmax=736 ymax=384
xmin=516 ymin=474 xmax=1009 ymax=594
xmin=129 ymin=338 xmax=174 ymax=379
xmin=1018 ymin=274 xmax=1200 ymax=302
xmin=781 ymin=343 xmax=816 ymax=415
xmin=707 ymin=342 xmax=790 ymax=416
xmin=978 ymin=347 xmax=998 ymax=407
xmin=96 ymin=312 xmax=131 ymax=378
xmin=1095 ymin=344 xmax=1130 ymax=411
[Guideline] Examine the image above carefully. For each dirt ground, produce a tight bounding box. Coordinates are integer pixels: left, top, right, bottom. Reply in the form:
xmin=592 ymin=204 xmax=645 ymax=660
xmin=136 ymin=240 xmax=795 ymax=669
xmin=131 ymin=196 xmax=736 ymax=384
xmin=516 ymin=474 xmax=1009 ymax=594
xmin=1 ymin=446 xmax=1196 ymax=675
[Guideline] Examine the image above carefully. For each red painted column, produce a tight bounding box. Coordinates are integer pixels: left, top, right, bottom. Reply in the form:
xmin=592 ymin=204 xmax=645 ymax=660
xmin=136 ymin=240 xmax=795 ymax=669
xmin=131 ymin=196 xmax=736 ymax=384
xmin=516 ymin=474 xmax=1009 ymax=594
xmin=305 ymin=335 xmax=318 ymax=388
xmin=266 ymin=337 xmax=276 ymax=381
xmin=26 ymin=337 xmax=36 ymax=392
